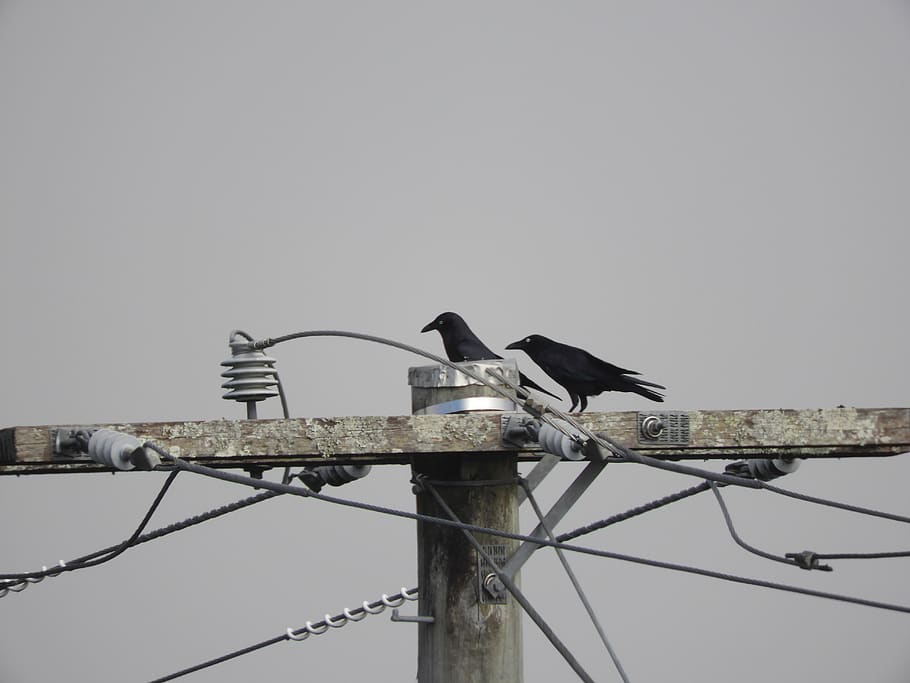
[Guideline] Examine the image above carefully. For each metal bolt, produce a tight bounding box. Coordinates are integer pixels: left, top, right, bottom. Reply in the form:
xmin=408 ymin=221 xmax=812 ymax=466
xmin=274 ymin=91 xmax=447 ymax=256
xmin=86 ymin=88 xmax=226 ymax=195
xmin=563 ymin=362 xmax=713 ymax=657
xmin=640 ymin=415 xmax=664 ymax=440
xmin=482 ymin=573 xmax=506 ymax=599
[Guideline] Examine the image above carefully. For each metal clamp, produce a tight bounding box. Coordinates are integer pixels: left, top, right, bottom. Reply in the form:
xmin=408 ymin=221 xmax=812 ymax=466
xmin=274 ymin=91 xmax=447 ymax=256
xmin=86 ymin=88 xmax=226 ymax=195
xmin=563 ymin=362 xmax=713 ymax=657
xmin=637 ymin=412 xmax=690 ymax=445
xmin=500 ymin=414 xmax=540 ymax=447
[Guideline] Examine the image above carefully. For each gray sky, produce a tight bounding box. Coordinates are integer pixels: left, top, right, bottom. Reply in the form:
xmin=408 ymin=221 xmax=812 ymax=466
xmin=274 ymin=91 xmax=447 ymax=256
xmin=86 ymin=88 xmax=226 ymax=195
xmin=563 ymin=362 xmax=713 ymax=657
xmin=2 ymin=2 xmax=909 ymax=681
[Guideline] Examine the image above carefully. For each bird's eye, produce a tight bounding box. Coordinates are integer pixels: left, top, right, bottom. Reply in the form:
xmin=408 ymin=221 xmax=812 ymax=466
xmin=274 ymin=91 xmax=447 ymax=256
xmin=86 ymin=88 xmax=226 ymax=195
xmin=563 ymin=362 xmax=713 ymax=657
xmin=525 ymin=337 xmax=531 ymax=343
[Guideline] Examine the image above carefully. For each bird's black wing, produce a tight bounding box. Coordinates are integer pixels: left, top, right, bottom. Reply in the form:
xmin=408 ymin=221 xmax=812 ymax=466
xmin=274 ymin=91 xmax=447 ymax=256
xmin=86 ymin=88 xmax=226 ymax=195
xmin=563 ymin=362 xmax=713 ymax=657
xmin=516 ymin=372 xmax=561 ymax=401
xmin=452 ymin=336 xmax=500 ymax=362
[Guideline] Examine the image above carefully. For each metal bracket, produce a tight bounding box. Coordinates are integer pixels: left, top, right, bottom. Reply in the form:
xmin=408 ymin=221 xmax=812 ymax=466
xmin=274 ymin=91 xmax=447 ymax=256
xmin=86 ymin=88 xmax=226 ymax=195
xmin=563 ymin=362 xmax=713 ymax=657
xmin=500 ymin=413 xmax=540 ymax=448
xmin=501 ymin=459 xmax=607 ymax=580
xmin=50 ymin=428 xmax=91 ymax=458
xmin=390 ymin=609 xmax=435 ymax=624
xmin=637 ymin=411 xmax=690 ymax=445
xmin=478 ymin=544 xmax=509 ymax=604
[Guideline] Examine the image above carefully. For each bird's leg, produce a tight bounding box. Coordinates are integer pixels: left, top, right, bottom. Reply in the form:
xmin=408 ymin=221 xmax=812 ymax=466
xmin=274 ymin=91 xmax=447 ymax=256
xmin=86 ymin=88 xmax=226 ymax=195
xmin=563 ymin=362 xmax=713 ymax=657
xmin=569 ymin=394 xmax=579 ymax=412
xmin=578 ymin=396 xmax=588 ymax=413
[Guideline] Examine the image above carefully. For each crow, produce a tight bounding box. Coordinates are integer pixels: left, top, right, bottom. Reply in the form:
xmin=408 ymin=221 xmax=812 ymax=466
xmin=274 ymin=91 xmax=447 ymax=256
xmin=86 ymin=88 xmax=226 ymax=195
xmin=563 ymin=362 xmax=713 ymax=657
xmin=421 ymin=312 xmax=561 ymax=401
xmin=505 ymin=334 xmax=665 ymax=412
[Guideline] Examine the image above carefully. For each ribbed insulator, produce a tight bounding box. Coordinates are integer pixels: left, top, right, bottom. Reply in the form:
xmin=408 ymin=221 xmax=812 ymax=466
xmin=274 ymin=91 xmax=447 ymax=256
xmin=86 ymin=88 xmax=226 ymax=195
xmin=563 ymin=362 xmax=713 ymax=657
xmin=88 ymin=429 xmax=141 ymax=471
xmin=221 ymin=340 xmax=279 ymax=404
xmin=746 ymin=457 xmax=801 ymax=481
xmin=299 ymin=464 xmax=372 ymax=492
xmin=315 ymin=464 xmax=372 ymax=487
xmin=725 ymin=457 xmax=802 ymax=481
xmin=537 ymin=419 xmax=586 ymax=461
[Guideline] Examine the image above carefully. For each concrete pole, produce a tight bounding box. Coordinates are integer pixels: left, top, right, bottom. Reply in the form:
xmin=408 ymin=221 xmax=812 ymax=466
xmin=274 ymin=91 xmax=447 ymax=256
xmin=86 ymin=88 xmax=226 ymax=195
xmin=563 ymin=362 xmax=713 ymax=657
xmin=410 ymin=360 xmax=524 ymax=683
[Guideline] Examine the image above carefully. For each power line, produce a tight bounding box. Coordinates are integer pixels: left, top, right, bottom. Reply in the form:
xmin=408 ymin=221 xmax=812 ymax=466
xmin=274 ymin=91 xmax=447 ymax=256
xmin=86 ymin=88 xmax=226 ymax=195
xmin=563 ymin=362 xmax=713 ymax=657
xmin=520 ymin=478 xmax=630 ymax=682
xmin=805 ymin=550 xmax=910 ymax=561
xmin=148 ymin=445 xmax=910 ymax=616
xmin=556 ymin=482 xmax=712 ymax=543
xmin=759 ymin=481 xmax=910 ymax=524
xmin=420 ymin=478 xmax=596 ymax=683
xmin=148 ymin=586 xmax=418 ymax=683
xmin=490 ymin=368 xmax=910 ymax=530
xmin=0 ymin=482 xmax=281 ymax=597
xmin=709 ymin=482 xmax=830 ymax=571
xmin=0 ymin=470 xmax=180 ymax=595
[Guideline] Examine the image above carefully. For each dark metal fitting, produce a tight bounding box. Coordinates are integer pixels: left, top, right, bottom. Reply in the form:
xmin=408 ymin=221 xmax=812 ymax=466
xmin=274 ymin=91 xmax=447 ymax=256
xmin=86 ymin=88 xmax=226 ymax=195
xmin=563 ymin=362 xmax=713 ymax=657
xmin=482 ymin=573 xmax=506 ymax=600
xmin=640 ymin=415 xmax=664 ymax=439
xmin=785 ymin=550 xmax=833 ymax=572
xmin=410 ymin=474 xmax=428 ymax=494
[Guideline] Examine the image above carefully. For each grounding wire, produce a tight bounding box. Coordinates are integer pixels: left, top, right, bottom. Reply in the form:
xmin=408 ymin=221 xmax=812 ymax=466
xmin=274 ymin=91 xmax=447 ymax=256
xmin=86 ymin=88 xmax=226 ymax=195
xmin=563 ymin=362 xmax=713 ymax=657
xmin=708 ymin=482 xmax=827 ymax=570
xmin=421 ymin=479 xmax=596 ymax=683
xmin=148 ymin=444 xmax=910 ymax=615
xmin=0 ymin=470 xmax=179 ymax=594
xmin=520 ymin=478 xmax=631 ymax=683
xmin=148 ymin=586 xmax=418 ymax=683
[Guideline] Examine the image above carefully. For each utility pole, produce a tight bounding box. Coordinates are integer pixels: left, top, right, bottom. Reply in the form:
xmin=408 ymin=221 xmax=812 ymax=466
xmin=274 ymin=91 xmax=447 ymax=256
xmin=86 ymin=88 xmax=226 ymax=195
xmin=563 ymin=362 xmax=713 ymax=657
xmin=409 ymin=360 xmax=523 ymax=683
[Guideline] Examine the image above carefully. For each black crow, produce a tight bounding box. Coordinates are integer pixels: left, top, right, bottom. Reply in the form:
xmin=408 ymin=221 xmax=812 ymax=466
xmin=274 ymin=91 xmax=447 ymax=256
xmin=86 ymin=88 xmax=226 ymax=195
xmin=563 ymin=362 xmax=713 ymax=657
xmin=421 ymin=312 xmax=561 ymax=401
xmin=505 ymin=334 xmax=665 ymax=412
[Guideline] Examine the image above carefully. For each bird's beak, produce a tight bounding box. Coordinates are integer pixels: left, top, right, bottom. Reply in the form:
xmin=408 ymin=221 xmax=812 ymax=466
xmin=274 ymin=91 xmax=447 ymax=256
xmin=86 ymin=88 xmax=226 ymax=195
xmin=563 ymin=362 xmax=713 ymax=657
xmin=420 ymin=321 xmax=436 ymax=333
xmin=504 ymin=340 xmax=521 ymax=350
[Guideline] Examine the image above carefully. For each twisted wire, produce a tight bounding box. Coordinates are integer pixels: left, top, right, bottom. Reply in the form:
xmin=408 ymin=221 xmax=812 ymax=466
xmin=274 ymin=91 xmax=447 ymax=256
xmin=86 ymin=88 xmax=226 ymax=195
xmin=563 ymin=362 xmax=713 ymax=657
xmin=0 ymin=485 xmax=280 ymax=597
xmin=0 ymin=471 xmax=180 ymax=596
xmin=557 ymin=482 xmax=712 ymax=543
xmin=148 ymin=586 xmax=418 ymax=682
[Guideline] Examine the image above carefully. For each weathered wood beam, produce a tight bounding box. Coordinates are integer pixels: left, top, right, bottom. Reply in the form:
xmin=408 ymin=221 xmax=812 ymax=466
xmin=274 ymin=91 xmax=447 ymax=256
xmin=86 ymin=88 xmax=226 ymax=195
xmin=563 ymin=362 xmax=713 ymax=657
xmin=0 ymin=407 xmax=907 ymax=475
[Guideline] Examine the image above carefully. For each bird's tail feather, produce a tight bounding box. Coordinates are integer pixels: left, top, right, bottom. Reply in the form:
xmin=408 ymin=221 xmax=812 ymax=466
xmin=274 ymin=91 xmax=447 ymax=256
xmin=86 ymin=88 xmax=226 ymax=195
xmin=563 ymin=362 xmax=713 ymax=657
xmin=625 ymin=379 xmax=664 ymax=402
xmin=518 ymin=372 xmax=561 ymax=401
xmin=631 ymin=377 xmax=666 ymax=390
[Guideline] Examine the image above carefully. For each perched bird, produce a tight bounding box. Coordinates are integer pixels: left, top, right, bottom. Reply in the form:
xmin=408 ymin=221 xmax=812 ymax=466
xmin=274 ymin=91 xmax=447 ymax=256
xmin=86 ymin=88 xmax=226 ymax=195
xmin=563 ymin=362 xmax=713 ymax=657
xmin=505 ymin=334 xmax=665 ymax=412
xmin=421 ymin=312 xmax=561 ymax=401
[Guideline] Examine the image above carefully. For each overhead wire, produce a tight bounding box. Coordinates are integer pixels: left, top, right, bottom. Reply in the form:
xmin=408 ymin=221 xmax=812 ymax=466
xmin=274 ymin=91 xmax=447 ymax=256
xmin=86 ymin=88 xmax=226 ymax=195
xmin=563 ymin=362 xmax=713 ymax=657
xmin=520 ymin=478 xmax=631 ymax=682
xmin=808 ymin=550 xmax=910 ymax=561
xmin=708 ymin=482 xmax=830 ymax=571
xmin=0 ymin=470 xmax=180 ymax=595
xmin=491 ymin=367 xmax=910 ymax=530
xmin=148 ymin=444 xmax=910 ymax=615
xmin=419 ymin=478 xmax=596 ymax=683
xmin=556 ymin=482 xmax=712 ymax=543
xmin=29 ymin=329 xmax=902 ymax=675
xmin=148 ymin=586 xmax=418 ymax=683
xmin=0 ymin=483 xmax=281 ymax=597
xmin=758 ymin=481 xmax=910 ymax=524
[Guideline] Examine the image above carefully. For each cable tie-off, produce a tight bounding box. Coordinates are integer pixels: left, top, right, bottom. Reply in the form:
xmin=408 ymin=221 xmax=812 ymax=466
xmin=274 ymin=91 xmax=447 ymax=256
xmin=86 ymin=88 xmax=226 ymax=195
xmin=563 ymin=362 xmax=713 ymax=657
xmin=785 ymin=551 xmax=832 ymax=572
